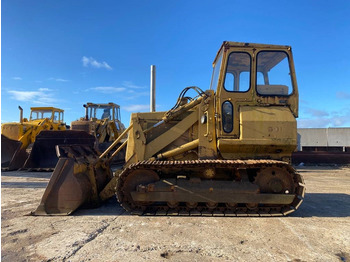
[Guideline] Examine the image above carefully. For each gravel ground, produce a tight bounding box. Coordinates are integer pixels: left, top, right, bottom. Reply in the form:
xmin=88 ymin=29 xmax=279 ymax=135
xmin=1 ymin=166 xmax=350 ymax=261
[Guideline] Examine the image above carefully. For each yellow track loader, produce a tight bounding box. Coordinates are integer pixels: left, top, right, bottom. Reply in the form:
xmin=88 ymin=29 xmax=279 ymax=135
xmin=1 ymin=107 xmax=67 ymax=170
xmin=33 ymin=41 xmax=305 ymax=216
xmin=70 ymin=102 xmax=126 ymax=157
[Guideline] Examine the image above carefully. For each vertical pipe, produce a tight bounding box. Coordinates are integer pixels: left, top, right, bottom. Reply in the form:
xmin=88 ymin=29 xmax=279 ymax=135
xmin=150 ymin=65 xmax=156 ymax=112
xmin=18 ymin=106 xmax=23 ymax=123
xmin=83 ymin=104 xmax=88 ymax=120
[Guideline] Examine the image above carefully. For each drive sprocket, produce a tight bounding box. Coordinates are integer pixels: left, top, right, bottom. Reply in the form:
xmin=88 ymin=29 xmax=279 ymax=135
xmin=254 ymin=166 xmax=295 ymax=194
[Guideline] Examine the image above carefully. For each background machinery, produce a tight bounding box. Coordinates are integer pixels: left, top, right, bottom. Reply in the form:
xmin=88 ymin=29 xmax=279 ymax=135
xmin=70 ymin=102 xmax=126 ymax=153
xmin=33 ymin=41 xmax=305 ymax=216
xmin=23 ymin=102 xmax=125 ymax=169
xmin=1 ymin=106 xmax=67 ymax=170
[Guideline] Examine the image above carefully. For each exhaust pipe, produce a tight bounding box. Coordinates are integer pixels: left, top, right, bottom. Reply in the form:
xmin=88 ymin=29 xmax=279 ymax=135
xmin=150 ymin=65 xmax=156 ymax=112
xmin=83 ymin=104 xmax=88 ymax=120
xmin=18 ymin=106 xmax=23 ymax=123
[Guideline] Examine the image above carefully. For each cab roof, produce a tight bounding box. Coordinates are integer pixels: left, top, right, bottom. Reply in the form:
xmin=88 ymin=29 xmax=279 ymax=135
xmin=85 ymin=102 xmax=120 ymax=109
xmin=30 ymin=107 xmax=64 ymax=112
xmin=223 ymin=41 xmax=291 ymax=49
xmin=213 ymin=41 xmax=292 ymax=65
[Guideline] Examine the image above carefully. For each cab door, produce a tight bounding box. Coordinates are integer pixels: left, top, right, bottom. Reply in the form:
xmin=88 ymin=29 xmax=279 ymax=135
xmin=216 ymin=50 xmax=255 ymax=139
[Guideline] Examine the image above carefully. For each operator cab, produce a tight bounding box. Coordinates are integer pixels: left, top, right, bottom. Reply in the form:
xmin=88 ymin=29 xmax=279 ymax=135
xmin=210 ymin=41 xmax=298 ymax=138
xmin=210 ymin=41 xmax=299 ymax=160
xmin=85 ymin=102 xmax=123 ymax=130
xmin=30 ymin=107 xmax=64 ymax=123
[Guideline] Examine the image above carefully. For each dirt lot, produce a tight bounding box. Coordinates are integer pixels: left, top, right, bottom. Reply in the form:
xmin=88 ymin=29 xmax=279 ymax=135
xmin=1 ymin=166 xmax=350 ymax=261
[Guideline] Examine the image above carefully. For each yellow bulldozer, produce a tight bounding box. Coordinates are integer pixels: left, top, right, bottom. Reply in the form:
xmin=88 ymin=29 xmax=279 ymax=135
xmin=33 ymin=41 xmax=305 ymax=216
xmin=1 ymin=106 xmax=67 ymax=170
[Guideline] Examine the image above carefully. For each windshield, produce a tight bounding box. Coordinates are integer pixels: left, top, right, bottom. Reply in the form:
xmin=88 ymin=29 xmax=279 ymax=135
xmin=88 ymin=106 xmax=113 ymax=120
xmin=30 ymin=110 xmax=53 ymax=120
xmin=210 ymin=50 xmax=223 ymax=90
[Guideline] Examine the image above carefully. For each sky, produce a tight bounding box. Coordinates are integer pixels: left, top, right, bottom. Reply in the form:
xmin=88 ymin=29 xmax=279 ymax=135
xmin=1 ymin=0 xmax=350 ymax=128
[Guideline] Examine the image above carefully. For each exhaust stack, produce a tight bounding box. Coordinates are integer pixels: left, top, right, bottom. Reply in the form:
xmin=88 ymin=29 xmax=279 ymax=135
xmin=18 ymin=106 xmax=23 ymax=123
xmin=83 ymin=104 xmax=88 ymax=120
xmin=150 ymin=65 xmax=156 ymax=112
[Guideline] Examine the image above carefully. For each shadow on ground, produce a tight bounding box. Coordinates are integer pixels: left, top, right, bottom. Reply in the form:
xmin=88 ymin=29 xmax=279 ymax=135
xmin=73 ymin=193 xmax=350 ymax=218
xmin=74 ymin=198 xmax=126 ymax=216
xmin=1 ymin=171 xmax=52 ymax=179
xmin=2 ymin=171 xmax=348 ymax=218
xmin=292 ymin=193 xmax=350 ymax=218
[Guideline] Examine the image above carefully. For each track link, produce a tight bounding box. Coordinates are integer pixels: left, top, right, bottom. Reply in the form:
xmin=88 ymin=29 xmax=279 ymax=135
xmin=116 ymin=159 xmax=305 ymax=216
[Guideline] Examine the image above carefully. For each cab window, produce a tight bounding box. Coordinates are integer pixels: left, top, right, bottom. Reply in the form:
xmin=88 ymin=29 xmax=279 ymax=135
xmin=210 ymin=50 xmax=223 ymax=90
xmin=224 ymin=52 xmax=251 ymax=92
xmin=30 ymin=110 xmax=53 ymax=120
xmin=256 ymin=51 xmax=293 ymax=96
xmin=53 ymin=111 xmax=60 ymax=122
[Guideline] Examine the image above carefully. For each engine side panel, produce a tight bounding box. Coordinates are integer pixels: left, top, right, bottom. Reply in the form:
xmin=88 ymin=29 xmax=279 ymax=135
xmin=218 ymin=106 xmax=297 ymax=161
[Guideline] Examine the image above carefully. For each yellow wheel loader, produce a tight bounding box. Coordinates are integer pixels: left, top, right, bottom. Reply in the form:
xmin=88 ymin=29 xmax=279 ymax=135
xmin=1 ymin=107 xmax=68 ymax=170
xmin=33 ymin=41 xmax=305 ymax=216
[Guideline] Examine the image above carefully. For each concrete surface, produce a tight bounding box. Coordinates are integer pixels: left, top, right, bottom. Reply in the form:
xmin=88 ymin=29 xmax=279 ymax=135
xmin=1 ymin=166 xmax=350 ymax=261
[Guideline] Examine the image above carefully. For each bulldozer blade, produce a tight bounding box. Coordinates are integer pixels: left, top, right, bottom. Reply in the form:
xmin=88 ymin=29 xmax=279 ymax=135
xmin=1 ymin=135 xmax=28 ymax=170
xmin=24 ymin=130 xmax=96 ymax=169
xmin=31 ymin=144 xmax=112 ymax=215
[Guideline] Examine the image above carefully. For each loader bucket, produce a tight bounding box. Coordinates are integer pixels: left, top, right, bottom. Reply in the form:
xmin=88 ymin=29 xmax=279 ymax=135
xmin=1 ymin=135 xmax=28 ymax=170
xmin=24 ymin=130 xmax=96 ymax=169
xmin=32 ymin=144 xmax=113 ymax=215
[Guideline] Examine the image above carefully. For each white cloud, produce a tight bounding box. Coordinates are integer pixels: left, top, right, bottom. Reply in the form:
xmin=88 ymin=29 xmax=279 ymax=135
xmin=305 ymin=108 xmax=329 ymax=117
xmin=49 ymin=77 xmax=69 ymax=82
xmin=7 ymin=89 xmax=57 ymax=105
xmin=82 ymin=56 xmax=112 ymax=70
xmin=124 ymin=90 xmax=150 ymax=100
xmin=298 ymin=107 xmax=350 ymax=128
xmin=88 ymin=81 xmax=148 ymax=100
xmin=12 ymin=77 xmax=22 ymax=80
xmin=123 ymin=104 xmax=149 ymax=112
xmin=88 ymin=86 xmax=126 ymax=93
xmin=122 ymin=81 xmax=145 ymax=89
xmin=38 ymin=88 xmax=51 ymax=91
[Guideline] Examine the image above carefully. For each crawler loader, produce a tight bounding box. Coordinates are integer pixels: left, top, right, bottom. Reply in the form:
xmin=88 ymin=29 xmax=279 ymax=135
xmin=33 ymin=41 xmax=305 ymax=216
xmin=70 ymin=102 xmax=126 ymax=154
xmin=1 ymin=106 xmax=68 ymax=170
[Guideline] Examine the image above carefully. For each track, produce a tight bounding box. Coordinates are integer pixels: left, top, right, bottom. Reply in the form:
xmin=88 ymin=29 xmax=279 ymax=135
xmin=116 ymin=159 xmax=305 ymax=216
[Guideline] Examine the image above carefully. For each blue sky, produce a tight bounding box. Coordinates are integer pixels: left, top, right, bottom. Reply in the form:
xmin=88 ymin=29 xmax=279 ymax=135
xmin=2 ymin=0 xmax=350 ymax=128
